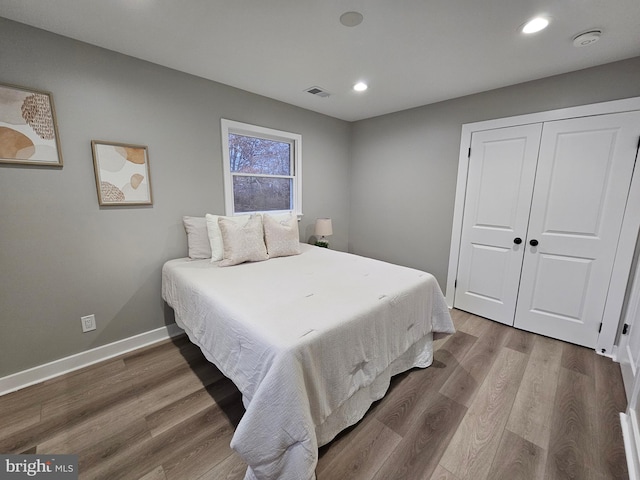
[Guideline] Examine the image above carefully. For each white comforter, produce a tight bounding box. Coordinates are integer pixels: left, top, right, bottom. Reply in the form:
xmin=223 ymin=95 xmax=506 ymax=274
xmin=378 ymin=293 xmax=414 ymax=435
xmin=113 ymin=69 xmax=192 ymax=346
xmin=161 ymin=244 xmax=454 ymax=480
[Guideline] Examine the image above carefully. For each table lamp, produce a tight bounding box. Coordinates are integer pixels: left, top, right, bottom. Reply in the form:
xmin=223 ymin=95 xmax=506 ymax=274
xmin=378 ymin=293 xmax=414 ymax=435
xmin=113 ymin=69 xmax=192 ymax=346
xmin=315 ymin=218 xmax=333 ymax=248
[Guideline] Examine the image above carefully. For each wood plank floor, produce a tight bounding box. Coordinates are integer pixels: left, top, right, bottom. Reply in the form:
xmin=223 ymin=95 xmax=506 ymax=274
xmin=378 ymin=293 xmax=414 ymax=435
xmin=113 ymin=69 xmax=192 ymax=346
xmin=0 ymin=310 xmax=629 ymax=479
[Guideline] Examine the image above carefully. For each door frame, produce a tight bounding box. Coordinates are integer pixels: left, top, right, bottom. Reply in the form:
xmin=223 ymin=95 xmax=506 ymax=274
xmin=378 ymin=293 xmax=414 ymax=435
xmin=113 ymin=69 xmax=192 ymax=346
xmin=446 ymin=96 xmax=640 ymax=356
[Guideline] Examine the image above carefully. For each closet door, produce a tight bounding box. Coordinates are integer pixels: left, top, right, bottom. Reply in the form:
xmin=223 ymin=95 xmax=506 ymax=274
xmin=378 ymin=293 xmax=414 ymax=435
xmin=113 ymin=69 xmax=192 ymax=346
xmin=619 ymin=250 xmax=640 ymax=402
xmin=454 ymin=124 xmax=542 ymax=325
xmin=514 ymin=111 xmax=640 ymax=347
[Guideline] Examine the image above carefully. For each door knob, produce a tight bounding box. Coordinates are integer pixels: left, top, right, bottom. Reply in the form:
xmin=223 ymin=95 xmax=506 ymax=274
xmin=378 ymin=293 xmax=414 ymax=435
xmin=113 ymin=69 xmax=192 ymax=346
xmin=529 ymin=239 xmax=539 ymax=246
xmin=514 ymin=237 xmax=522 ymax=244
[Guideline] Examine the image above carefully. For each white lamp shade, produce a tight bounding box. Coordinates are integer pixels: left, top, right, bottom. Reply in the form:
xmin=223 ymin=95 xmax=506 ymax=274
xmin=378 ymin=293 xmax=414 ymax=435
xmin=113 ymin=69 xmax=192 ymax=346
xmin=315 ymin=218 xmax=333 ymax=236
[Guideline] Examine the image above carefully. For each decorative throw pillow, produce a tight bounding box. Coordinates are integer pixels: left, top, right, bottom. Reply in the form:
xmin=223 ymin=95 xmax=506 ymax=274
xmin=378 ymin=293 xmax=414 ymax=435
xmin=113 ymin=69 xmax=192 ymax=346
xmin=263 ymin=213 xmax=301 ymax=258
xmin=182 ymin=216 xmax=211 ymax=259
xmin=205 ymin=213 xmax=250 ymax=262
xmin=218 ymin=215 xmax=269 ymax=267
xmin=261 ymin=212 xmax=295 ymax=223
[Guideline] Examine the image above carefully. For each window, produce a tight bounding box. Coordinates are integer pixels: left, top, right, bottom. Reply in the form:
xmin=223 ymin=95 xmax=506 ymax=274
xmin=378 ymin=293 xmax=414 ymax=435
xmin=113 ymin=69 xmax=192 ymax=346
xmin=221 ymin=119 xmax=302 ymax=217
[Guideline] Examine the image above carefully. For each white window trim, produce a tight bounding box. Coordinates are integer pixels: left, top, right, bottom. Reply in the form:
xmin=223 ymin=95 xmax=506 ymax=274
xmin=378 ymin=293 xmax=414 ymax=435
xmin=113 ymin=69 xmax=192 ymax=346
xmin=221 ymin=119 xmax=302 ymax=218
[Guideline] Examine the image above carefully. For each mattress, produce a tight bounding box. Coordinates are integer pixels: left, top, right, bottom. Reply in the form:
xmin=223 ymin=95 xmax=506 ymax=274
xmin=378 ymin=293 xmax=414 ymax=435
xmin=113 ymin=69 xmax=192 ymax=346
xmin=161 ymin=243 xmax=454 ymax=480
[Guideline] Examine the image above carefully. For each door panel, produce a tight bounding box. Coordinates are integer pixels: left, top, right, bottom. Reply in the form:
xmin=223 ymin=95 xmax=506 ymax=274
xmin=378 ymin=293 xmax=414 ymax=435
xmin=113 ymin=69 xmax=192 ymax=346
xmin=542 ymin=128 xmax=617 ymax=236
xmin=454 ymin=124 xmax=542 ymax=324
xmin=514 ymin=111 xmax=640 ymax=347
xmin=475 ymin=141 xmax=531 ymax=229
xmin=527 ymin=253 xmax=592 ymax=321
xmin=466 ymin=243 xmax=511 ymax=302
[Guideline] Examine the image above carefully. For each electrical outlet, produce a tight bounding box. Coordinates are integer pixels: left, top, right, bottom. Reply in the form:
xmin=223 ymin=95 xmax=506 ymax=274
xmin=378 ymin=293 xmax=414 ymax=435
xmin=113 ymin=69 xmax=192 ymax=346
xmin=81 ymin=314 xmax=96 ymax=333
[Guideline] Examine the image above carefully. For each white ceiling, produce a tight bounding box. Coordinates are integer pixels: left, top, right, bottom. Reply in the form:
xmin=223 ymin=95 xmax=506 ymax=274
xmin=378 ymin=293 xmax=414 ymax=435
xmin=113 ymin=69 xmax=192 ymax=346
xmin=1 ymin=0 xmax=639 ymax=122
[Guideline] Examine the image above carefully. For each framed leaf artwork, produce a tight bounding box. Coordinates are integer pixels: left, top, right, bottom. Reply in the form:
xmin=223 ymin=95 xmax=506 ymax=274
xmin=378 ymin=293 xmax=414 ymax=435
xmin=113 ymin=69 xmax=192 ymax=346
xmin=0 ymin=82 xmax=63 ymax=167
xmin=91 ymin=140 xmax=153 ymax=206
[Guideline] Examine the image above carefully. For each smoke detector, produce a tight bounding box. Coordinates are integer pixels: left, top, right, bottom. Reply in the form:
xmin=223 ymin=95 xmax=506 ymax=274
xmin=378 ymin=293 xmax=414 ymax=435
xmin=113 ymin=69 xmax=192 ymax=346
xmin=340 ymin=11 xmax=364 ymax=27
xmin=573 ymin=30 xmax=602 ymax=47
xmin=305 ymin=86 xmax=331 ymax=98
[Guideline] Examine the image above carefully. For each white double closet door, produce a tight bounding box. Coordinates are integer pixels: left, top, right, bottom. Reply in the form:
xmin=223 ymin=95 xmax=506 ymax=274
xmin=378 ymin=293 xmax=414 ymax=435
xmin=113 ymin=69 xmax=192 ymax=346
xmin=455 ymin=111 xmax=640 ymax=347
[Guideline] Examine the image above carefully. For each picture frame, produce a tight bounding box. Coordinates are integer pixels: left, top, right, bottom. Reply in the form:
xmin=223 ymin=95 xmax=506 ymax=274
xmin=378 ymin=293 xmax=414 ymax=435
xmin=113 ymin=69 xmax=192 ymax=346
xmin=91 ymin=140 xmax=153 ymax=206
xmin=0 ymin=82 xmax=63 ymax=167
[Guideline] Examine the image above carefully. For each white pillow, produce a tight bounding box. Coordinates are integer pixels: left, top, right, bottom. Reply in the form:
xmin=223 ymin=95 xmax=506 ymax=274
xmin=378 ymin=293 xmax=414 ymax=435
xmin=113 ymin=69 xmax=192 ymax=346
xmin=218 ymin=215 xmax=269 ymax=267
xmin=182 ymin=216 xmax=212 ymax=259
xmin=261 ymin=212 xmax=296 ymax=222
xmin=205 ymin=213 xmax=250 ymax=262
xmin=263 ymin=213 xmax=301 ymax=258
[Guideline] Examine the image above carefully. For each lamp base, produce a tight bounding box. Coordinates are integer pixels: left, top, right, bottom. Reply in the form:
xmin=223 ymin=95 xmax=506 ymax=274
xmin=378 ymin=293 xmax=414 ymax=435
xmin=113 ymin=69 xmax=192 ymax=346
xmin=315 ymin=236 xmax=329 ymax=248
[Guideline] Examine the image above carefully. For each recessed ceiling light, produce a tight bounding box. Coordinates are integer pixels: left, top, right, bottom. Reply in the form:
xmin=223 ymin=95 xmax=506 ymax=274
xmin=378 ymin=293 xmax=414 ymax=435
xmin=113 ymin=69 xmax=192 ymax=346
xmin=521 ymin=17 xmax=549 ymax=34
xmin=353 ymin=82 xmax=368 ymax=92
xmin=340 ymin=11 xmax=364 ymax=27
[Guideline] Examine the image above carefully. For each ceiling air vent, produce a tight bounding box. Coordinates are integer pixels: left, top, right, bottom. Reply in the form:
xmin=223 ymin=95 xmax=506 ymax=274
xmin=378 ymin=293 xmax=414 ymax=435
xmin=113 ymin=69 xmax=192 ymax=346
xmin=305 ymin=86 xmax=331 ymax=98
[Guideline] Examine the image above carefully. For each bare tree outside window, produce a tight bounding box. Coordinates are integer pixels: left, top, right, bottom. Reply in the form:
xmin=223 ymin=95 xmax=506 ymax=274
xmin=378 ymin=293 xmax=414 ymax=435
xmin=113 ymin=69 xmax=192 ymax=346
xmin=229 ymin=134 xmax=293 ymax=212
xmin=233 ymin=177 xmax=292 ymax=212
xmin=222 ymin=119 xmax=302 ymax=216
xmin=229 ymin=134 xmax=290 ymax=175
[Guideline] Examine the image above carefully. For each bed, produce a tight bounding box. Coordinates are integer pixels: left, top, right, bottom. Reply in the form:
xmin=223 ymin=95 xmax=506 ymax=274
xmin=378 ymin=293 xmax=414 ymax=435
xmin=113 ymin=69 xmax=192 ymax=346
xmin=162 ymin=243 xmax=454 ymax=480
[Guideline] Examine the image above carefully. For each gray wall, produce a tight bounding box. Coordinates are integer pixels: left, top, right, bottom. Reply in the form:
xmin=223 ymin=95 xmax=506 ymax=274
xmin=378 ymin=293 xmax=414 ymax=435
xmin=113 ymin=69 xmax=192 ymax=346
xmin=2 ymin=15 xmax=640 ymax=379
xmin=348 ymin=56 xmax=640 ymax=289
xmin=0 ymin=18 xmax=351 ymax=377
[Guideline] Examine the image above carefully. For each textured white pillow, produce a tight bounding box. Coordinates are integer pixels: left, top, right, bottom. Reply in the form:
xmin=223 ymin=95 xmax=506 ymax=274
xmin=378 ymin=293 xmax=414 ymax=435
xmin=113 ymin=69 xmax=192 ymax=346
xmin=263 ymin=213 xmax=301 ymax=258
xmin=261 ymin=212 xmax=296 ymax=223
xmin=205 ymin=213 xmax=250 ymax=262
xmin=218 ymin=215 xmax=269 ymax=267
xmin=182 ymin=216 xmax=212 ymax=259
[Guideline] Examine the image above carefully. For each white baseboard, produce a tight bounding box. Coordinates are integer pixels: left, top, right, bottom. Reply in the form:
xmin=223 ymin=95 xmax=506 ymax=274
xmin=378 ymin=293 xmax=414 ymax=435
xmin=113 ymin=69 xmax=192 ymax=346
xmin=0 ymin=323 xmax=184 ymax=397
xmin=622 ymin=411 xmax=640 ymax=480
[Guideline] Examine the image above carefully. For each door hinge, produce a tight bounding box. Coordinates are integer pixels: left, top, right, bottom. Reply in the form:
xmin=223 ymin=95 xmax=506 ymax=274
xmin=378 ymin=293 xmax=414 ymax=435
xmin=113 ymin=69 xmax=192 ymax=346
xmin=455 ymin=279 xmax=458 ymax=288
xmin=468 ymin=148 xmax=471 ymax=157
xmin=637 ymin=136 xmax=640 ymax=150
xmin=598 ymin=322 xmax=603 ymax=333
xmin=623 ymin=323 xmax=630 ymax=335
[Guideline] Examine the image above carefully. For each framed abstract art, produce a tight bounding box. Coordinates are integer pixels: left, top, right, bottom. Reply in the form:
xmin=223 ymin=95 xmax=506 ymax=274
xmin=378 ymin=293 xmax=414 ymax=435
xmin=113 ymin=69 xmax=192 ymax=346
xmin=91 ymin=140 xmax=153 ymax=206
xmin=0 ymin=82 xmax=63 ymax=167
